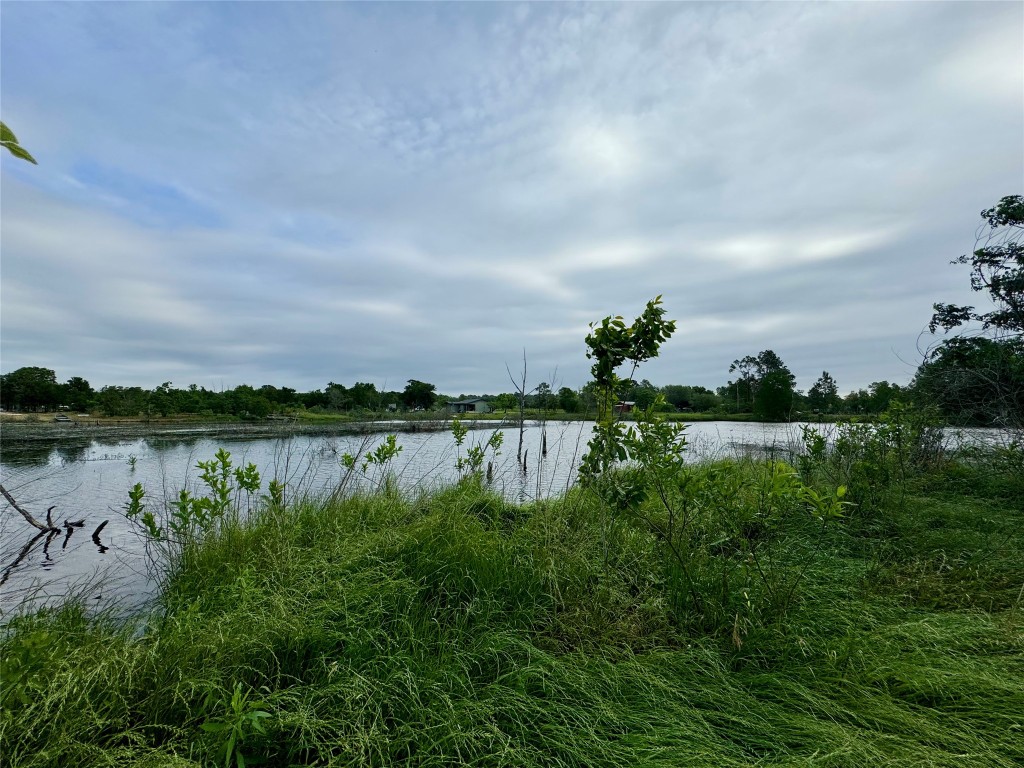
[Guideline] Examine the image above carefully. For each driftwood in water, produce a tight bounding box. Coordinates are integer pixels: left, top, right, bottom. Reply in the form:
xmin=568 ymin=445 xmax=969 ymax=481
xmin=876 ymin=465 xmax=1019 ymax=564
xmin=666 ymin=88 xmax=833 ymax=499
xmin=0 ymin=484 xmax=59 ymax=532
xmin=92 ymin=520 xmax=109 ymax=553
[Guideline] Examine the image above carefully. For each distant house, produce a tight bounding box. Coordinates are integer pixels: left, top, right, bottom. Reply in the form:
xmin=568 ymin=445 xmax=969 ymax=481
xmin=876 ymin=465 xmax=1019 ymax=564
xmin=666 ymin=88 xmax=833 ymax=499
xmin=448 ymin=398 xmax=491 ymax=414
xmin=613 ymin=401 xmax=636 ymax=415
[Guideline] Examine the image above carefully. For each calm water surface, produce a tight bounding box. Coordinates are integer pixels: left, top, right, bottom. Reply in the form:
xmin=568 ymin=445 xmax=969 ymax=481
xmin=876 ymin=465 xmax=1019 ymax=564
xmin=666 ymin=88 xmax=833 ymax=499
xmin=0 ymin=420 xmax=995 ymax=614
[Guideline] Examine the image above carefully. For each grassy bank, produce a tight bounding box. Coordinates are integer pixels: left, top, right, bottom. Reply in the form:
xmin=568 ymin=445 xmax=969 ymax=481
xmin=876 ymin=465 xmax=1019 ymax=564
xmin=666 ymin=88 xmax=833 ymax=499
xmin=2 ymin=446 xmax=1022 ymax=766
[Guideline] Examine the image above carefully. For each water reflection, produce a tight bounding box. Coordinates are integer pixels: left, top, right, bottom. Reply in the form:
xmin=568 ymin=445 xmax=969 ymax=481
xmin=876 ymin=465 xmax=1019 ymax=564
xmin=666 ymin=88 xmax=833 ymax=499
xmin=2 ymin=443 xmax=58 ymax=467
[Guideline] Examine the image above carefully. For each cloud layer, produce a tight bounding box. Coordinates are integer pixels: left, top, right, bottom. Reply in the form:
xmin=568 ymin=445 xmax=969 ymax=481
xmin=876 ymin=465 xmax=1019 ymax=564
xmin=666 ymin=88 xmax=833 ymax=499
xmin=2 ymin=2 xmax=1021 ymax=395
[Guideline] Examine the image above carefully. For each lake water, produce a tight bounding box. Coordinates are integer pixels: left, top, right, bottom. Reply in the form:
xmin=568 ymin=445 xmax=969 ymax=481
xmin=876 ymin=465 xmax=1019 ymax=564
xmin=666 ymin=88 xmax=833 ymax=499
xmin=0 ymin=419 xmax=999 ymax=615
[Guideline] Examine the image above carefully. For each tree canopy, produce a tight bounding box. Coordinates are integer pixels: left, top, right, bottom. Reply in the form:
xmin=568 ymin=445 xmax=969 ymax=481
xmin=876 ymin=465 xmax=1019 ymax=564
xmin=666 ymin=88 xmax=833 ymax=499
xmin=930 ymin=194 xmax=1023 ymax=336
xmin=920 ymin=195 xmax=1024 ymax=428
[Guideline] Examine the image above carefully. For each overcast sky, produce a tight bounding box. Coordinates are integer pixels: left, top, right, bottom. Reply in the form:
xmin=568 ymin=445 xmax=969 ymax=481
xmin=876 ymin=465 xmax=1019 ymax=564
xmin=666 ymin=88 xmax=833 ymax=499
xmin=2 ymin=2 xmax=1021 ymax=397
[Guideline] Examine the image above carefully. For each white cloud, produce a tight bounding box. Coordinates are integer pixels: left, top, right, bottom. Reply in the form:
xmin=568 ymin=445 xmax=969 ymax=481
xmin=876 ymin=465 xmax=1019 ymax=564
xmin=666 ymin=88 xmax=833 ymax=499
xmin=1 ymin=1 xmax=1020 ymax=395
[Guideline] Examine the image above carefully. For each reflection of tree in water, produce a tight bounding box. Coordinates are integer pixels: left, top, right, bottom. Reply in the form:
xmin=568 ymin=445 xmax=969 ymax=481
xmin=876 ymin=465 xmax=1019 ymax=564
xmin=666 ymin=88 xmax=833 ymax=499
xmin=1 ymin=443 xmax=56 ymax=467
xmin=54 ymin=442 xmax=90 ymax=465
xmin=2 ymin=438 xmax=92 ymax=467
xmin=144 ymin=437 xmax=203 ymax=453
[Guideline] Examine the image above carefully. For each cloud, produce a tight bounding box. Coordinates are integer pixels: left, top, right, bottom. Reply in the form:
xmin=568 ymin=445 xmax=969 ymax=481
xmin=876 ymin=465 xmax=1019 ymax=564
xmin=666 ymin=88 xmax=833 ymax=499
xmin=1 ymin=1 xmax=1021 ymax=396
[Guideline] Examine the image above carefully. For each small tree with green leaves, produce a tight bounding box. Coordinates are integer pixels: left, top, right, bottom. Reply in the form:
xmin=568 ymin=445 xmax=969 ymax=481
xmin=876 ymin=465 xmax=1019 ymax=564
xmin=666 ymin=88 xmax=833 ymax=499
xmin=579 ymin=298 xmax=847 ymax=639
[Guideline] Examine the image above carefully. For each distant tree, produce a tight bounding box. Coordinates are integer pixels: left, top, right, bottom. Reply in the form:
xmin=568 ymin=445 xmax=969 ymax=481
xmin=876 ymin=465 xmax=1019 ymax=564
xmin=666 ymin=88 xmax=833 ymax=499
xmin=97 ymin=385 xmax=148 ymax=417
xmin=493 ymin=393 xmax=518 ymax=413
xmin=754 ymin=369 xmax=795 ymax=421
xmin=726 ymin=357 xmax=759 ymax=411
xmin=661 ymin=384 xmax=720 ymax=412
xmin=557 ymin=386 xmax=580 ymax=413
xmin=0 ymin=367 xmax=60 ymax=411
xmin=661 ymin=384 xmax=691 ymax=410
xmin=300 ymin=389 xmax=329 ymax=409
xmin=324 ymin=382 xmax=349 ymax=410
xmin=728 ymin=350 xmax=796 ymax=420
xmin=402 ymin=379 xmax=437 ymax=410
xmin=532 ymin=382 xmax=555 ymax=410
xmin=0 ymin=122 xmax=36 ymax=164
xmin=688 ymin=386 xmax=722 ymax=412
xmin=62 ymin=376 xmax=94 ymax=412
xmin=626 ymin=378 xmax=660 ymax=410
xmin=867 ymin=381 xmax=903 ymax=413
xmin=149 ymin=382 xmax=177 ymax=417
xmin=258 ymin=385 xmax=298 ymax=409
xmin=807 ymin=371 xmax=840 ymax=413
xmin=348 ymin=382 xmax=379 ymax=410
xmin=225 ymin=385 xmax=271 ymax=419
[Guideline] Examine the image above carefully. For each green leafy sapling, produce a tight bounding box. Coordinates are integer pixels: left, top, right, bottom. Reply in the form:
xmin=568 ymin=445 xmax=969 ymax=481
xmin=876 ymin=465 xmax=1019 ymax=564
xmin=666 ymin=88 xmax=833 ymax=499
xmin=452 ymin=417 xmax=504 ymax=477
xmin=579 ymin=296 xmax=680 ymax=494
xmin=123 ymin=481 xmax=161 ymax=539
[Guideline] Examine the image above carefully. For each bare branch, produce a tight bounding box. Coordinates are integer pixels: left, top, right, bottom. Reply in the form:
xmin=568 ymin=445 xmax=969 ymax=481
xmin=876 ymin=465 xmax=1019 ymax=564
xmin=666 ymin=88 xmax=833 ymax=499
xmin=0 ymin=483 xmax=55 ymax=532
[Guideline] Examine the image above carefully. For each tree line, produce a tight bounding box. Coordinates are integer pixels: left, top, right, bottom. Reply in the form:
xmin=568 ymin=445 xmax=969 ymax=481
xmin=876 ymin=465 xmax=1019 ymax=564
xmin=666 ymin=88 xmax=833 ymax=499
xmin=0 ymin=361 xmax=909 ymax=422
xmin=0 ymin=373 xmax=440 ymax=419
xmin=2 ymin=196 xmax=1020 ymax=427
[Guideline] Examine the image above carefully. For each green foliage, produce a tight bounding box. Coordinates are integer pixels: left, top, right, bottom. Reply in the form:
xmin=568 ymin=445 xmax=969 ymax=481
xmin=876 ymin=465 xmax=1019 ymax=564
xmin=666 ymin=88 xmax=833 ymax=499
xmin=0 ymin=626 xmax=53 ymax=711
xmin=164 ymin=449 xmax=264 ymax=537
xmin=807 ymin=370 xmax=840 ymax=413
xmin=579 ymin=296 xmax=676 ymax=479
xmin=6 ymin=295 xmax=1023 ymax=766
xmin=579 ymin=300 xmax=847 ymax=636
xmin=123 ymin=481 xmax=160 ymax=538
xmin=342 ymin=434 xmax=403 ymax=478
xmin=3 ymin=457 xmax=1022 ymax=767
xmin=930 ymin=194 xmax=1024 ymax=335
xmin=262 ymin=478 xmax=285 ymax=511
xmin=914 ymin=336 xmax=1024 ymax=427
xmin=922 ymin=195 xmax=1024 ymax=430
xmin=402 ymin=379 xmax=437 ymax=410
xmin=557 ymin=386 xmax=581 ymax=413
xmin=201 ymin=682 xmax=272 ymax=768
xmin=0 ymin=367 xmax=60 ymax=411
xmin=798 ymin=403 xmax=943 ymax=521
xmin=451 ymin=417 xmax=503 ymax=477
xmin=0 ymin=121 xmax=37 ymax=164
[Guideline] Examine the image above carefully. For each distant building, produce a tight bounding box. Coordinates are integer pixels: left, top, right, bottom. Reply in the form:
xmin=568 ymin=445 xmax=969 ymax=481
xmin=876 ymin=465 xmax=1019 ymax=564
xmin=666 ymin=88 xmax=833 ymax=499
xmin=614 ymin=401 xmax=636 ymax=414
xmin=448 ymin=398 xmax=491 ymax=414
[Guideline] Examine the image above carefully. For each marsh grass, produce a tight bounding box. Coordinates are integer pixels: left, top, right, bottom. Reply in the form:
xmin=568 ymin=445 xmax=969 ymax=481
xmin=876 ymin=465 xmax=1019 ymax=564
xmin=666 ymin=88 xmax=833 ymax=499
xmin=2 ymin=455 xmax=1022 ymax=767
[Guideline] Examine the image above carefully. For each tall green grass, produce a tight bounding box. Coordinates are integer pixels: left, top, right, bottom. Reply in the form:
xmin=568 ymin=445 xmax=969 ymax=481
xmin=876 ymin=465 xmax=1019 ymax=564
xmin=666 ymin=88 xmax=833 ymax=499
xmin=2 ymin=456 xmax=1022 ymax=767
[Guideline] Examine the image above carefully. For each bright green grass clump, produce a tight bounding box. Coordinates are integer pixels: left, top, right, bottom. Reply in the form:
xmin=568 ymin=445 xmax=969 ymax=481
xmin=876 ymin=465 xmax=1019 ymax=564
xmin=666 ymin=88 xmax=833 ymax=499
xmin=2 ymin=458 xmax=1022 ymax=767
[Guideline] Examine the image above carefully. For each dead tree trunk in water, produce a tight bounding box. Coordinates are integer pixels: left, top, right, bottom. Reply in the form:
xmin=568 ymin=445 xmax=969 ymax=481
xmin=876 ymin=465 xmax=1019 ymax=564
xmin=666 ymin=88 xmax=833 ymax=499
xmin=507 ymin=350 xmax=532 ymax=465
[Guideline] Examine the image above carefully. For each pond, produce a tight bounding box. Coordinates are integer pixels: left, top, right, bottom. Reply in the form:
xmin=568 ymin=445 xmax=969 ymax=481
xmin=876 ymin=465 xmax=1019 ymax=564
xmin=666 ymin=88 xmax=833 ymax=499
xmin=0 ymin=419 xmax=999 ymax=615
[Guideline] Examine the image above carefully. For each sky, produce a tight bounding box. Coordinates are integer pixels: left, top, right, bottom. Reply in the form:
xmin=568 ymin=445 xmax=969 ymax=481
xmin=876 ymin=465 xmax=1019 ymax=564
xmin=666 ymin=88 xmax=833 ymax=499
xmin=1 ymin=1 xmax=1021 ymax=397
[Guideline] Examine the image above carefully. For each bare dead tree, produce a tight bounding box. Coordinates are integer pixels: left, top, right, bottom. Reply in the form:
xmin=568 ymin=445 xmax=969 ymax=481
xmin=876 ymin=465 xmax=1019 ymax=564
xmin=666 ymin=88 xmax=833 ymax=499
xmin=506 ymin=350 xmax=538 ymax=465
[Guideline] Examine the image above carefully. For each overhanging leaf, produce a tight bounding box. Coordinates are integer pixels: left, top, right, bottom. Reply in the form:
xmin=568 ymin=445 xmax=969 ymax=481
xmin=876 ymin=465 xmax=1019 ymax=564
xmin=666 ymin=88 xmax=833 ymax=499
xmin=1 ymin=140 xmax=37 ymax=164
